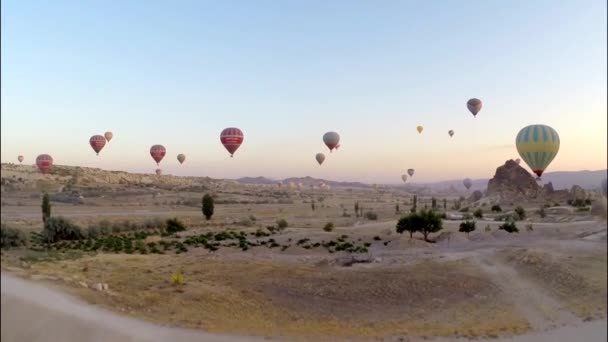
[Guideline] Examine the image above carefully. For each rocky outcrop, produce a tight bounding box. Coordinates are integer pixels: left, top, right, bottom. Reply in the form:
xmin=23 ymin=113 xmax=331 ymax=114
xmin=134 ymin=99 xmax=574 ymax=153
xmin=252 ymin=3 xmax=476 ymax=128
xmin=468 ymin=190 xmax=483 ymax=202
xmin=486 ymin=160 xmax=542 ymax=200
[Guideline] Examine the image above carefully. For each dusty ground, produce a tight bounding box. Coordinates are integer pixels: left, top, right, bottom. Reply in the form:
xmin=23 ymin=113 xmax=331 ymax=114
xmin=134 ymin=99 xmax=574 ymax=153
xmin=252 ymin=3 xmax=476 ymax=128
xmin=1 ymin=173 xmax=606 ymax=341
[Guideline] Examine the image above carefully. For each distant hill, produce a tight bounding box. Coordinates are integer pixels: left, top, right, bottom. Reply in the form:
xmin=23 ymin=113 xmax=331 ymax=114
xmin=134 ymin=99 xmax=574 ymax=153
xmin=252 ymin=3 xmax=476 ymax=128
xmin=401 ymin=169 xmax=607 ymax=191
xmin=236 ymin=176 xmax=371 ymax=189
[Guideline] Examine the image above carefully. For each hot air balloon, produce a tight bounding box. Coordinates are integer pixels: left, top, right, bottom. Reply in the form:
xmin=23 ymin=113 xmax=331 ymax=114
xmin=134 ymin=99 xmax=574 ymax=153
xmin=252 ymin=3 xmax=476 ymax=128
xmin=323 ymin=132 xmax=340 ymax=152
xmin=155 ymin=169 xmax=162 ymax=175
xmin=36 ymin=154 xmax=53 ymax=174
xmin=401 ymin=174 xmax=407 ymax=182
xmin=104 ymin=131 xmax=113 ymax=143
xmin=315 ymin=153 xmax=325 ymax=165
xmin=407 ymin=169 xmax=415 ymax=177
xmin=467 ymin=98 xmax=482 ymax=117
xmin=448 ymin=130 xmax=454 ymax=138
xmin=515 ymin=158 xmax=521 ymax=165
xmin=463 ymin=178 xmax=472 ymax=190
xmin=150 ymin=145 xmax=166 ymax=165
xmin=220 ymin=127 xmax=244 ymax=157
xmin=89 ymin=135 xmax=106 ymax=155
xmin=515 ymin=124 xmax=560 ymax=179
xmin=177 ymin=154 xmax=186 ymax=164
xmin=17 ymin=155 xmax=24 ymax=163
xmin=416 ymin=126 xmax=423 ymax=134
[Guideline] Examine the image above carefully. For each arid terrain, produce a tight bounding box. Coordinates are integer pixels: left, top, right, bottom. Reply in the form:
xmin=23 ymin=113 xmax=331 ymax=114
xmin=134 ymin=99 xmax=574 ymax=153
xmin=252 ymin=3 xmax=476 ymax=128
xmin=1 ymin=163 xmax=606 ymax=341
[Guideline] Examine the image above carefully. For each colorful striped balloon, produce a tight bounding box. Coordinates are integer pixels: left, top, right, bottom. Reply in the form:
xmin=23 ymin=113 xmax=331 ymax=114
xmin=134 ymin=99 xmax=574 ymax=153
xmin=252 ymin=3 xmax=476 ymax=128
xmin=515 ymin=124 xmax=560 ymax=179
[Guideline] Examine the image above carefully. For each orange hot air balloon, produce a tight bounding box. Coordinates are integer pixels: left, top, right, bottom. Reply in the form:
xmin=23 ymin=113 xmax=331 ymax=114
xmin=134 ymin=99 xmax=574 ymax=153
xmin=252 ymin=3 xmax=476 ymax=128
xmin=36 ymin=154 xmax=53 ymax=174
xmin=150 ymin=145 xmax=166 ymax=165
xmin=220 ymin=127 xmax=244 ymax=157
xmin=17 ymin=155 xmax=24 ymax=163
xmin=177 ymin=154 xmax=186 ymax=164
xmin=89 ymin=135 xmax=106 ymax=155
xmin=104 ymin=131 xmax=113 ymax=143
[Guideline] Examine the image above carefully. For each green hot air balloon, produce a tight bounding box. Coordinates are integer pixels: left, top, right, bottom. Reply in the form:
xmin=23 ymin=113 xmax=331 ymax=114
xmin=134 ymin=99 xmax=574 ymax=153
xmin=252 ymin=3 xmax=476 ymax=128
xmin=515 ymin=124 xmax=560 ymax=179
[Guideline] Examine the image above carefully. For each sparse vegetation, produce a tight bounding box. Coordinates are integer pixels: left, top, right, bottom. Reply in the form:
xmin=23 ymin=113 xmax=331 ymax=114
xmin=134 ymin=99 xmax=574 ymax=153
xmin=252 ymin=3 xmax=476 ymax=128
xmin=491 ymin=204 xmax=502 ymax=212
xmin=473 ymin=208 xmax=483 ymax=219
xmin=485 ymin=224 xmax=491 ymax=232
xmin=396 ymin=209 xmax=443 ymax=242
xmin=538 ymin=206 xmax=546 ymax=218
xmin=514 ymin=206 xmax=526 ymax=220
xmin=323 ymin=222 xmax=335 ymax=232
xmin=525 ymin=224 xmax=534 ymax=233
xmin=364 ymin=211 xmax=378 ymax=220
xmin=459 ymin=220 xmax=476 ymax=235
xmin=166 ymin=218 xmax=186 ymax=234
xmin=1 ymin=224 xmax=27 ymax=249
xmin=499 ymin=220 xmax=519 ymax=233
xmin=42 ymin=217 xmax=85 ymax=243
xmin=276 ymin=219 xmax=288 ymax=230
xmin=202 ymin=194 xmax=214 ymax=220
xmin=170 ymin=269 xmax=185 ymax=285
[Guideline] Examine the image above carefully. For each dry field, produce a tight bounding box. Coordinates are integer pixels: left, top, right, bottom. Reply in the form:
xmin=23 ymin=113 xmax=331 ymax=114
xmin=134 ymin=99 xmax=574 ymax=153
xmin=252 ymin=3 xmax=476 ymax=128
xmin=1 ymin=173 xmax=607 ymax=341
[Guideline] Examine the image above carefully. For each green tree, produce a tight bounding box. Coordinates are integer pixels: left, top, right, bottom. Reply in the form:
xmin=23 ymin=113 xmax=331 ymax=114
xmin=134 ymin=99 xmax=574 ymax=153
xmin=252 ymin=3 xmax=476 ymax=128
xmin=473 ymin=208 xmax=483 ymax=219
xmin=411 ymin=195 xmax=417 ymax=213
xmin=396 ymin=215 xmax=420 ymax=239
xmin=459 ymin=220 xmax=476 ymax=235
xmin=396 ymin=209 xmax=444 ymax=242
xmin=538 ymin=206 xmax=546 ymax=218
xmin=354 ymin=201 xmax=359 ymax=217
xmin=395 ymin=203 xmax=400 ymax=214
xmin=41 ymin=193 xmax=51 ymax=223
xmin=202 ymin=194 xmax=214 ymax=220
xmin=443 ymin=198 xmax=447 ymax=210
xmin=311 ymin=200 xmax=316 ymax=212
xmin=515 ymin=206 xmax=526 ymax=220
xmin=431 ymin=197 xmax=437 ymax=210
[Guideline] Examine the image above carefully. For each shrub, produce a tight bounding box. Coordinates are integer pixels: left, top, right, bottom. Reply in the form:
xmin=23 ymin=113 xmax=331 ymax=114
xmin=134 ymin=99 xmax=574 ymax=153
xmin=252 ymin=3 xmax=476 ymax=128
xmin=459 ymin=207 xmax=469 ymax=213
xmin=166 ymin=218 xmax=186 ymax=234
xmin=499 ymin=220 xmax=519 ymax=233
xmin=485 ymin=224 xmax=491 ymax=232
xmin=170 ymin=270 xmax=185 ymax=285
xmin=0 ymin=224 xmax=27 ymax=249
xmin=373 ymin=236 xmax=381 ymax=241
xmin=538 ymin=206 xmax=546 ymax=218
xmin=323 ymin=222 xmax=334 ymax=232
xmin=42 ymin=217 xmax=85 ymax=243
xmin=462 ymin=213 xmax=473 ymax=220
xmin=459 ymin=220 xmax=476 ymax=235
xmin=473 ymin=208 xmax=483 ymax=219
xmin=364 ymin=211 xmax=378 ymax=220
xmin=237 ymin=218 xmax=253 ymax=227
xmin=202 ymin=194 xmax=214 ymax=220
xmin=514 ymin=206 xmax=526 ymax=220
xmin=276 ymin=219 xmax=288 ymax=230
xmin=526 ymin=224 xmax=534 ymax=232
xmin=491 ymin=204 xmax=502 ymax=212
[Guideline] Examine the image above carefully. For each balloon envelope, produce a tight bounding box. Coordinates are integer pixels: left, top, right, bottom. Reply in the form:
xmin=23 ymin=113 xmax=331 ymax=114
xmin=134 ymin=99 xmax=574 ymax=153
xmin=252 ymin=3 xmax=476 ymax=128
xmin=463 ymin=178 xmax=472 ymax=190
xmin=177 ymin=154 xmax=186 ymax=164
xmin=323 ymin=132 xmax=340 ymax=152
xmin=220 ymin=127 xmax=244 ymax=157
xmin=150 ymin=145 xmax=166 ymax=165
xmin=315 ymin=153 xmax=325 ymax=165
xmin=416 ymin=126 xmax=423 ymax=134
xmin=515 ymin=124 xmax=560 ymax=178
xmin=17 ymin=155 xmax=24 ymax=163
xmin=36 ymin=154 xmax=53 ymax=174
xmin=104 ymin=131 xmax=113 ymax=142
xmin=89 ymin=135 xmax=106 ymax=155
xmin=407 ymin=169 xmax=415 ymax=177
xmin=467 ymin=98 xmax=482 ymax=117
xmin=401 ymin=174 xmax=407 ymax=182
xmin=448 ymin=130 xmax=454 ymax=137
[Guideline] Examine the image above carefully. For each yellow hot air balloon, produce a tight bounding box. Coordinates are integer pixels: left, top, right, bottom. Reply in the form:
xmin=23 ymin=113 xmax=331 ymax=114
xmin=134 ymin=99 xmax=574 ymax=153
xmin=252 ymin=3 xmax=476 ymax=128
xmin=104 ymin=131 xmax=113 ymax=143
xmin=515 ymin=124 xmax=560 ymax=179
xmin=416 ymin=126 xmax=423 ymax=134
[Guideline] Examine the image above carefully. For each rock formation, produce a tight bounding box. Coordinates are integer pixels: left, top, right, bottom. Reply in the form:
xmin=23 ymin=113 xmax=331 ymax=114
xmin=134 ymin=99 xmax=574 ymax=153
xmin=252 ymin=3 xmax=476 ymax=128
xmin=486 ymin=160 xmax=542 ymax=200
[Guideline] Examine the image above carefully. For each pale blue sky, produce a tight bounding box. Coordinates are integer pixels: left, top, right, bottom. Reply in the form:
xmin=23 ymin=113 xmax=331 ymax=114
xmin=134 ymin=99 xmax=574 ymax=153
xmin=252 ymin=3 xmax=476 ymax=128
xmin=1 ymin=0 xmax=606 ymax=183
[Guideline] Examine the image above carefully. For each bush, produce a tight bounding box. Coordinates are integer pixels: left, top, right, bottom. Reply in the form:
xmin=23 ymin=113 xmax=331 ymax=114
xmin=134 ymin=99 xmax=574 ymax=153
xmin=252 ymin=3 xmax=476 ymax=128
xmin=473 ymin=208 xmax=483 ymax=219
xmin=0 ymin=224 xmax=27 ymax=249
xmin=276 ymin=219 xmax=288 ymax=230
xmin=484 ymin=224 xmax=491 ymax=232
xmin=514 ymin=206 xmax=526 ymax=220
xmin=538 ymin=206 xmax=546 ymax=218
xmin=202 ymin=194 xmax=214 ymax=220
xmin=166 ymin=218 xmax=186 ymax=234
xmin=237 ymin=218 xmax=253 ymax=227
xmin=323 ymin=222 xmax=335 ymax=232
xmin=42 ymin=217 xmax=85 ymax=243
xmin=491 ymin=204 xmax=502 ymax=212
xmin=459 ymin=220 xmax=476 ymax=235
xmin=499 ymin=220 xmax=519 ymax=233
xmin=526 ymin=224 xmax=534 ymax=232
xmin=170 ymin=270 xmax=185 ymax=285
xmin=364 ymin=211 xmax=378 ymax=220
xmin=459 ymin=207 xmax=469 ymax=213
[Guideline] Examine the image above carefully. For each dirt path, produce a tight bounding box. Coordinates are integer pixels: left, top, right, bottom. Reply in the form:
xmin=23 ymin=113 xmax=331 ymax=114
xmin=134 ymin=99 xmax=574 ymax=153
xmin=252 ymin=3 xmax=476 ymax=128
xmin=469 ymin=252 xmax=580 ymax=332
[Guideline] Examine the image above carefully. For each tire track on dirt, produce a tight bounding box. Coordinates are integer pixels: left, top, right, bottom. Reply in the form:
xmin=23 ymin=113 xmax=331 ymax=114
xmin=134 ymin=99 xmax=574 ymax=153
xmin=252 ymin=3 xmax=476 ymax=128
xmin=469 ymin=252 xmax=580 ymax=332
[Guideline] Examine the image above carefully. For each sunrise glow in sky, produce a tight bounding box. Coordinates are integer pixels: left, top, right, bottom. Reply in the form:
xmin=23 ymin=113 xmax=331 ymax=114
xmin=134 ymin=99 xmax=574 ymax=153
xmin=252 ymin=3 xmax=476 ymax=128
xmin=1 ymin=0 xmax=606 ymax=183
